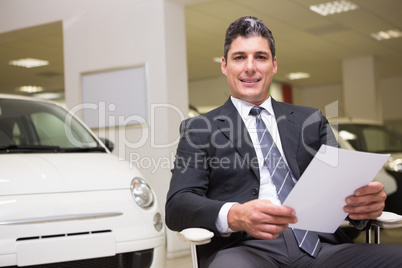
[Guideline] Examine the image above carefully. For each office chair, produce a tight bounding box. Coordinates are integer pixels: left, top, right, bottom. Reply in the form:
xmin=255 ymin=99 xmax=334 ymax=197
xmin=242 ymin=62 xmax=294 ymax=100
xmin=178 ymin=211 xmax=402 ymax=268
xmin=178 ymin=228 xmax=214 ymax=268
xmin=364 ymin=211 xmax=402 ymax=244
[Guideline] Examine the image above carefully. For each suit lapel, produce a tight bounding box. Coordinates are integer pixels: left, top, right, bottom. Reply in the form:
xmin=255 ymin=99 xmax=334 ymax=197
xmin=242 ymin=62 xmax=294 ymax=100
xmin=215 ymin=99 xmax=260 ymax=179
xmin=272 ymin=98 xmax=301 ymax=179
xmin=213 ymin=98 xmax=302 ymax=180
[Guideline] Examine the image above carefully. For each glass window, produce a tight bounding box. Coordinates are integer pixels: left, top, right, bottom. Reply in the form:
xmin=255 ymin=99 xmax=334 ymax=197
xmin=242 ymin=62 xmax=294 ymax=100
xmin=0 ymin=98 xmax=100 ymax=150
xmin=31 ymin=112 xmax=72 ymax=147
xmin=338 ymin=124 xmax=402 ymax=153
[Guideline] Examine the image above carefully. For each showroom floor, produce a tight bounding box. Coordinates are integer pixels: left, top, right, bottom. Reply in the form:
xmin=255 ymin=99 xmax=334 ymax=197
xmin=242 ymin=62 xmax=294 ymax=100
xmin=165 ymin=255 xmax=192 ymax=268
xmin=165 ymin=227 xmax=402 ymax=268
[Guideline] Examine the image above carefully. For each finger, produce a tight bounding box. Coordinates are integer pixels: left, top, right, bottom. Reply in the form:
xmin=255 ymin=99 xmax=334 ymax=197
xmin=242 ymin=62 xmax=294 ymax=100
xmin=248 ymin=206 xmax=297 ymax=225
xmin=260 ymin=222 xmax=289 ymax=234
xmin=345 ymin=201 xmax=384 ymax=214
xmin=252 ymin=223 xmax=289 ymax=240
xmin=354 ymin=182 xmax=384 ymax=196
xmin=345 ymin=202 xmax=385 ymax=219
xmin=252 ymin=230 xmax=280 ymax=240
xmin=262 ymin=214 xmax=298 ymax=225
xmin=261 ymin=208 xmax=298 ymax=225
xmin=260 ymin=202 xmax=296 ymax=217
xmin=346 ymin=190 xmax=386 ymax=206
xmin=348 ymin=210 xmax=383 ymax=220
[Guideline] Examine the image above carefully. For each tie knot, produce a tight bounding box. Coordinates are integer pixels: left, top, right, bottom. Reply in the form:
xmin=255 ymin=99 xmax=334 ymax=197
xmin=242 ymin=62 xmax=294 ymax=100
xmin=250 ymin=106 xmax=264 ymax=116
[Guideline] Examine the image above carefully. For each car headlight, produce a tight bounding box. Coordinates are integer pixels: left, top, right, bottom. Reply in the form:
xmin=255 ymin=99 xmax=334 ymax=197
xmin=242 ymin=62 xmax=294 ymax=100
xmin=384 ymin=157 xmax=402 ymax=173
xmin=130 ymin=177 xmax=154 ymax=208
xmin=154 ymin=212 xmax=163 ymax=231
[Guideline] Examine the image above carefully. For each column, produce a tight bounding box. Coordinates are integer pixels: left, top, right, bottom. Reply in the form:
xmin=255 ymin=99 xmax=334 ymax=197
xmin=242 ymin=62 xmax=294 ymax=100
xmin=161 ymin=0 xmax=191 ymax=258
xmin=342 ymin=56 xmax=382 ymax=121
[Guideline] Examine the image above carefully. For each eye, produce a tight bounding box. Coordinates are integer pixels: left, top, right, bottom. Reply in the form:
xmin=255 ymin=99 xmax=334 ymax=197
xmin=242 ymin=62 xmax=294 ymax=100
xmin=256 ymin=55 xmax=268 ymax=60
xmin=233 ymin=56 xmax=245 ymax=60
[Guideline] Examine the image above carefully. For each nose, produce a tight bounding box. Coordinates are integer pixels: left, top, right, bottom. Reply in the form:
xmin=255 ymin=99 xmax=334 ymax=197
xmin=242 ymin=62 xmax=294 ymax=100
xmin=245 ymin=56 xmax=256 ymax=73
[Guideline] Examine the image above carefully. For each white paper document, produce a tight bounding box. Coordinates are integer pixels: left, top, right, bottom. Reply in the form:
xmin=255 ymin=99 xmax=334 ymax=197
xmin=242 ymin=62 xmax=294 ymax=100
xmin=283 ymin=145 xmax=389 ymax=233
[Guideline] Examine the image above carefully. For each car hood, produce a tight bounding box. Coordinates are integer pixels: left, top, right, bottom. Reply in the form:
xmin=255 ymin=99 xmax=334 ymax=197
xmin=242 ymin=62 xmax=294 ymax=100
xmin=0 ymin=153 xmax=140 ymax=196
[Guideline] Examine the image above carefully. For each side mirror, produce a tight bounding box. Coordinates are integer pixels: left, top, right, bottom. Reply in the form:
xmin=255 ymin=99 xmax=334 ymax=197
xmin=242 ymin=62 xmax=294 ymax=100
xmin=99 ymin=137 xmax=114 ymax=152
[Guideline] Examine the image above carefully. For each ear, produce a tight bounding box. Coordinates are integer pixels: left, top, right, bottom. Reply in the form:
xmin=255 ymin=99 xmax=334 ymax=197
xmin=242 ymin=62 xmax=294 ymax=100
xmin=272 ymin=56 xmax=278 ymax=75
xmin=221 ymin=57 xmax=227 ymax=76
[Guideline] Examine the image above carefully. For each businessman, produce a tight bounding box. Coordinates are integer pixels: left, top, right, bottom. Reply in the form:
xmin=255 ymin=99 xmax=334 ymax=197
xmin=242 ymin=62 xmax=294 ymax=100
xmin=166 ymin=16 xmax=402 ymax=267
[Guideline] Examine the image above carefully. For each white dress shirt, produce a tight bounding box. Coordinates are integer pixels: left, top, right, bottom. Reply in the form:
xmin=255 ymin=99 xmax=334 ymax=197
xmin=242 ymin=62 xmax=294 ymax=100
xmin=215 ymin=96 xmax=294 ymax=234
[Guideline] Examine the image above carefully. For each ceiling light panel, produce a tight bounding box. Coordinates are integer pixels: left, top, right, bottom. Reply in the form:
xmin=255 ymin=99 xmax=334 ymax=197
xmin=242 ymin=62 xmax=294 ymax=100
xmin=9 ymin=58 xmax=49 ymax=68
xmin=371 ymin=29 xmax=402 ymax=41
xmin=310 ymin=1 xmax=359 ymax=16
xmin=17 ymin=86 xmax=44 ymax=93
xmin=286 ymin=72 xmax=311 ymax=80
xmin=213 ymin=57 xmax=222 ymax=63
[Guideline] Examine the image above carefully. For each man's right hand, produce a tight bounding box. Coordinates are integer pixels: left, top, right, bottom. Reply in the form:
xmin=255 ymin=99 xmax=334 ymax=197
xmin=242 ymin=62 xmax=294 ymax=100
xmin=227 ymin=199 xmax=297 ymax=240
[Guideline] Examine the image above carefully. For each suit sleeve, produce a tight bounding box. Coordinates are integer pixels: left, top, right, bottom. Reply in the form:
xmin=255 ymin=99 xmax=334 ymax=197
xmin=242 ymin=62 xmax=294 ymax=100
xmin=165 ymin=118 xmax=225 ymax=233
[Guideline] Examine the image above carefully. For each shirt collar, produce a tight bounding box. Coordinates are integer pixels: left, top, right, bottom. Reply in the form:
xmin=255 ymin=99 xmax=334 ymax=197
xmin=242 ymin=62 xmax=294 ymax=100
xmin=230 ymin=96 xmax=275 ymax=119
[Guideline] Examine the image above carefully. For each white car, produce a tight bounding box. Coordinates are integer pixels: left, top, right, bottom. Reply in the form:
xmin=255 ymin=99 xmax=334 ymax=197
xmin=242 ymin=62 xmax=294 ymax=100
xmin=0 ymin=94 xmax=165 ymax=267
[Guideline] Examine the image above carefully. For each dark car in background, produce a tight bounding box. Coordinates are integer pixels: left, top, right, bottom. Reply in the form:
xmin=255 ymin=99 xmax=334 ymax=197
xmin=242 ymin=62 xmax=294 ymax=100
xmin=330 ymin=118 xmax=402 ymax=215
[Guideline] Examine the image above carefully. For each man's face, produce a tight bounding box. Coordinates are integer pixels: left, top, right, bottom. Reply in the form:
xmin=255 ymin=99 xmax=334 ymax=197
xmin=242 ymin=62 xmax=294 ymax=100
xmin=221 ymin=35 xmax=277 ymax=106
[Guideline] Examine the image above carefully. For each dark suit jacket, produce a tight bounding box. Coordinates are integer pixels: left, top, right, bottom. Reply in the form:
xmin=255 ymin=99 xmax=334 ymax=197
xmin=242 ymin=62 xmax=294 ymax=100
xmin=166 ymin=98 xmax=353 ymax=265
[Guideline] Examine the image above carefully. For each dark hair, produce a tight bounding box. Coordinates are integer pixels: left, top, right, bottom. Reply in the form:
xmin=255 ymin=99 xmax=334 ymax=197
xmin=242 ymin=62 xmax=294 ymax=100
xmin=223 ymin=16 xmax=276 ymax=61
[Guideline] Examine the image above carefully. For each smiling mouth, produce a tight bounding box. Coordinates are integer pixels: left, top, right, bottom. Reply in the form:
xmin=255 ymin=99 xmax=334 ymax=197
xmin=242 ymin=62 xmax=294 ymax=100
xmin=240 ymin=78 xmax=261 ymax=83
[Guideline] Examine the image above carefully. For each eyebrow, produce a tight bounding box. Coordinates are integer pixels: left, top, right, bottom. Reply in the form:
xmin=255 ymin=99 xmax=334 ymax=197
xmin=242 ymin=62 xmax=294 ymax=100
xmin=230 ymin=51 xmax=245 ymax=56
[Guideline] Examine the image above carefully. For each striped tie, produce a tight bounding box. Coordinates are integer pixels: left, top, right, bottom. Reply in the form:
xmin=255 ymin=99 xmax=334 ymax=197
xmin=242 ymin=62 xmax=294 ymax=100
xmin=250 ymin=106 xmax=321 ymax=258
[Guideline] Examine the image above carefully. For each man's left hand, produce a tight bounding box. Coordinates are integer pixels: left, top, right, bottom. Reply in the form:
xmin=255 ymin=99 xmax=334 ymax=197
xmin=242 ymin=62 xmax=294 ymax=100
xmin=344 ymin=181 xmax=387 ymax=220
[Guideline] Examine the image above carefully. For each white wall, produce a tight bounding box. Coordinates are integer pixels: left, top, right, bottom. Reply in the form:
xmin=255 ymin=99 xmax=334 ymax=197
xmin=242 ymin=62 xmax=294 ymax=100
xmin=189 ymin=76 xmax=230 ymax=112
xmin=380 ymin=76 xmax=402 ymax=133
xmin=342 ymin=56 xmax=380 ymax=121
xmin=381 ymin=76 xmax=402 ymax=121
xmin=293 ymin=84 xmax=344 ymax=118
xmin=292 ymin=75 xmax=402 ymax=130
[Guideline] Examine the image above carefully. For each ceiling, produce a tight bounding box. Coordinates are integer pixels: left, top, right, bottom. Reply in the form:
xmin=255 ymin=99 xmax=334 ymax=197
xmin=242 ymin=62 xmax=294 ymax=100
xmin=0 ymin=21 xmax=64 ymax=98
xmin=1 ymin=0 xmax=402 ymax=99
xmin=185 ymin=0 xmax=402 ymax=87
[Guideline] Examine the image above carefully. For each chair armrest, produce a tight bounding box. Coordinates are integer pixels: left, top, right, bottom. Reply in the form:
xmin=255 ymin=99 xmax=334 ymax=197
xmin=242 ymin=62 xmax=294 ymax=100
xmin=178 ymin=228 xmax=214 ymax=268
xmin=372 ymin=211 xmax=402 ymax=229
xmin=178 ymin=228 xmax=214 ymax=245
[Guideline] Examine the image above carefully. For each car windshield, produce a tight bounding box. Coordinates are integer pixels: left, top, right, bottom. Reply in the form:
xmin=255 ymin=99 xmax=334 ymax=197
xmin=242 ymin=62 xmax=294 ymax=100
xmin=337 ymin=123 xmax=402 ymax=153
xmin=0 ymin=98 xmax=105 ymax=153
